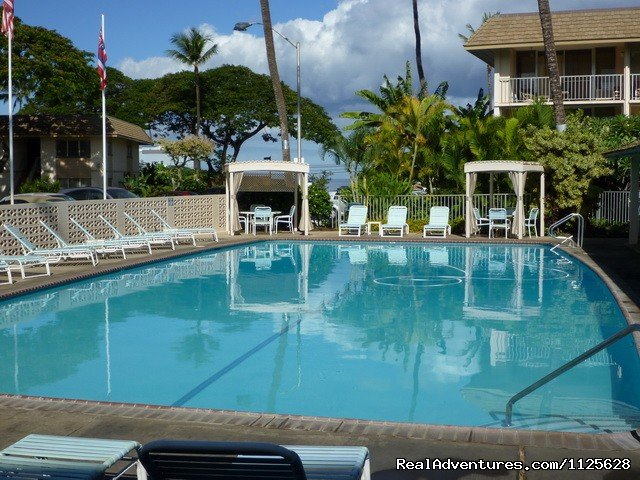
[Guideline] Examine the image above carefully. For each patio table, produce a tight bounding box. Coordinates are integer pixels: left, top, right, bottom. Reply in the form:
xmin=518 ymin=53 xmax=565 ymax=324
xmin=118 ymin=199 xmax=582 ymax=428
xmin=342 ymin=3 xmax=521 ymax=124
xmin=240 ymin=211 xmax=281 ymax=234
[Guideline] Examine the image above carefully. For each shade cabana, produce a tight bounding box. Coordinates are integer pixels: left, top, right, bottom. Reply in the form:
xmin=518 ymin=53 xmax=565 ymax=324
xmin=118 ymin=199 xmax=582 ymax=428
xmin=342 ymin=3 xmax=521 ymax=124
xmin=604 ymin=142 xmax=640 ymax=245
xmin=224 ymin=160 xmax=310 ymax=235
xmin=465 ymin=161 xmax=545 ymax=239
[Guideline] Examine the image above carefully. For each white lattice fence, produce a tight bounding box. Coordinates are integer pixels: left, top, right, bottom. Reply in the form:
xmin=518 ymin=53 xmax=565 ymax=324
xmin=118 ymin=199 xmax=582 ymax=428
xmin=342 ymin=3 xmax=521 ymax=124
xmin=0 ymin=195 xmax=226 ymax=255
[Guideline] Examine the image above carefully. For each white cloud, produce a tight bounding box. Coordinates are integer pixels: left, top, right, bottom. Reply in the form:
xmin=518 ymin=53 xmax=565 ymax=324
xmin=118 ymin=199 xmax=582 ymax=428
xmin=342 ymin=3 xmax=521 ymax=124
xmin=118 ymin=0 xmax=640 ymax=117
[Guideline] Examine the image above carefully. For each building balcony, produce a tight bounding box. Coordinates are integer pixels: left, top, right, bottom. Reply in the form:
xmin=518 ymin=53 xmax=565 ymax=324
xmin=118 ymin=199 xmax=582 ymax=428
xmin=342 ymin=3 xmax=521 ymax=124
xmin=496 ymin=74 xmax=640 ymax=106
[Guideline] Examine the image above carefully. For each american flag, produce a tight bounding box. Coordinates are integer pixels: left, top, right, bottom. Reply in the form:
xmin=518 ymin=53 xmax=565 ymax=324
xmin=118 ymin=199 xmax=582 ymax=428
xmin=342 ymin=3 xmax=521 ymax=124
xmin=97 ymin=28 xmax=107 ymax=90
xmin=1 ymin=0 xmax=14 ymax=39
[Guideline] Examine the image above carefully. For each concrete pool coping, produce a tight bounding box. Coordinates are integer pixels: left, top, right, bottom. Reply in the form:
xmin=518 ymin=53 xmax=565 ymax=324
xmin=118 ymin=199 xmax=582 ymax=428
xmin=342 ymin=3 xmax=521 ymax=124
xmin=2 ymin=231 xmax=640 ymax=477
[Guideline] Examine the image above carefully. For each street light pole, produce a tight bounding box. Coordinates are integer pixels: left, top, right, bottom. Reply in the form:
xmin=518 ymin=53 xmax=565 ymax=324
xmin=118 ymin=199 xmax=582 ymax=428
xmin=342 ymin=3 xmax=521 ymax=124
xmin=234 ymin=22 xmax=302 ymax=162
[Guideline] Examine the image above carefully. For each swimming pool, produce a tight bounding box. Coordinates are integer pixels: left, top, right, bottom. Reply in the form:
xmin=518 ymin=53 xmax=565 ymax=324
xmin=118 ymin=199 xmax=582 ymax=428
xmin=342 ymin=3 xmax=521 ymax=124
xmin=1 ymin=242 xmax=638 ymax=433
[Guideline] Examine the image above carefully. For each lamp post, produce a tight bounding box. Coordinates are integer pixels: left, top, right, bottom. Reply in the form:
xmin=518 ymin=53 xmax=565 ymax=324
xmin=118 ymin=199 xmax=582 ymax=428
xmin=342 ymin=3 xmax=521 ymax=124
xmin=234 ymin=22 xmax=302 ymax=163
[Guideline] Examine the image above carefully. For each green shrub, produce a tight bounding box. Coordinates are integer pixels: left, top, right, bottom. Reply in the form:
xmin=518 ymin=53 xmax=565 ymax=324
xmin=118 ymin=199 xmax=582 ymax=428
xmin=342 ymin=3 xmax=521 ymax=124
xmin=308 ymin=174 xmax=333 ymax=226
xmin=586 ymin=218 xmax=628 ymax=238
xmin=19 ymin=178 xmax=60 ymax=193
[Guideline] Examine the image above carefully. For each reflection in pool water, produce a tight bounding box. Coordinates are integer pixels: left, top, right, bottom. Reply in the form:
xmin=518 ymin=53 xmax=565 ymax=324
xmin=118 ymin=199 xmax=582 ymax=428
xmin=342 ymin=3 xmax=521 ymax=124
xmin=0 ymin=242 xmax=638 ymax=433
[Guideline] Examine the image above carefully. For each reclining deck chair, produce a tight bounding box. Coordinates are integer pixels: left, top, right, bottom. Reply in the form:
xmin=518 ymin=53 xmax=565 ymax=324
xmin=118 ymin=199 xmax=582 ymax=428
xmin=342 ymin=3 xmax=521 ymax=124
xmin=0 ymin=434 xmax=140 ymax=480
xmin=4 ymin=224 xmax=98 ymax=266
xmin=338 ymin=205 xmax=368 ymax=237
xmin=39 ymin=220 xmax=127 ymax=260
xmin=99 ymin=215 xmax=175 ymax=251
xmin=422 ymin=206 xmax=451 ymax=238
xmin=137 ymin=440 xmax=370 ymax=480
xmin=151 ymin=210 xmax=218 ymax=242
xmin=0 ymin=251 xmax=51 ymax=284
xmin=380 ymin=206 xmax=408 ymax=237
xmin=70 ymin=217 xmax=152 ymax=255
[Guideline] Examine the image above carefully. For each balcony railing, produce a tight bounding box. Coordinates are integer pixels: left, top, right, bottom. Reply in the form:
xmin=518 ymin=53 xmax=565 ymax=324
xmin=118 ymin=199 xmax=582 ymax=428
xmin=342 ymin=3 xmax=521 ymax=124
xmin=632 ymin=74 xmax=640 ymax=101
xmin=497 ymin=74 xmax=626 ymax=105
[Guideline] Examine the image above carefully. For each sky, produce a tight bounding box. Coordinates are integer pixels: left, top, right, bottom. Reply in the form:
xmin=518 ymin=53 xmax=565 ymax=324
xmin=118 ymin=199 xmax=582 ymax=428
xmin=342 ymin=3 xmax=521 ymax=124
xmin=16 ymin=0 xmax=640 ymax=188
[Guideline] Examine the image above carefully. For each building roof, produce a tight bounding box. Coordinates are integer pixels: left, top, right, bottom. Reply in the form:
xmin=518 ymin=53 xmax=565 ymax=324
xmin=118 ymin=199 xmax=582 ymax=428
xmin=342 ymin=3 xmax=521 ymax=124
xmin=603 ymin=140 xmax=640 ymax=159
xmin=0 ymin=115 xmax=153 ymax=144
xmin=465 ymin=7 xmax=640 ymax=64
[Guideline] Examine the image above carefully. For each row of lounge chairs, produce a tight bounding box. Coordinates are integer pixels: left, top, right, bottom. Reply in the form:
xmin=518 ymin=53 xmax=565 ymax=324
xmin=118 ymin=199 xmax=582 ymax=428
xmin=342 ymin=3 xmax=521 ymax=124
xmin=0 ymin=434 xmax=370 ymax=480
xmin=0 ymin=210 xmax=218 ymax=284
xmin=338 ymin=205 xmax=451 ymax=238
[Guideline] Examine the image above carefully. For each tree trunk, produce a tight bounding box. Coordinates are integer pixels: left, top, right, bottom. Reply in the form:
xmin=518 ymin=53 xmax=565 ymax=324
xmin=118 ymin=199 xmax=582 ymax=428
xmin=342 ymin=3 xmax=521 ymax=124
xmin=260 ymin=0 xmax=292 ymax=161
xmin=193 ymin=65 xmax=201 ymax=169
xmin=412 ymin=0 xmax=427 ymax=96
xmin=537 ymin=0 xmax=566 ymax=130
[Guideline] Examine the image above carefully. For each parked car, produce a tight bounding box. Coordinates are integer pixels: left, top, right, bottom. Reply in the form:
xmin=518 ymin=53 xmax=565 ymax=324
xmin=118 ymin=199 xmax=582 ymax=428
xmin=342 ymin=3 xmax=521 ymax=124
xmin=165 ymin=190 xmax=199 ymax=196
xmin=0 ymin=193 xmax=75 ymax=205
xmin=59 ymin=187 xmax=138 ymax=200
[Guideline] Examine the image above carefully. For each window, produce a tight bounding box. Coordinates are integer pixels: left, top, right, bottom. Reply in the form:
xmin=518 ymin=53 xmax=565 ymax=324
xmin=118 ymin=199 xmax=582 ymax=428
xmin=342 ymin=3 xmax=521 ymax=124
xmin=56 ymin=139 xmax=91 ymax=158
xmin=58 ymin=178 xmax=92 ymax=189
xmin=107 ymin=140 xmax=113 ymax=157
xmin=126 ymin=142 xmax=133 ymax=159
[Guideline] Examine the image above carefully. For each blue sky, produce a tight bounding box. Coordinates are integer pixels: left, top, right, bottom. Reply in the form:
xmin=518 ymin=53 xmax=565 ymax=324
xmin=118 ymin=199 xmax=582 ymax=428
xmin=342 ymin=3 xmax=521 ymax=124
xmin=15 ymin=0 xmax=639 ymax=187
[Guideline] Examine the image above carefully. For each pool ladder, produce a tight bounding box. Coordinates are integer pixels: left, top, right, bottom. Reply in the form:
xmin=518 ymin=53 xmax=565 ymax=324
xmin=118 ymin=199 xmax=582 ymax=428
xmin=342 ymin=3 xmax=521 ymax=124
xmin=504 ymin=323 xmax=640 ymax=427
xmin=548 ymin=213 xmax=584 ymax=251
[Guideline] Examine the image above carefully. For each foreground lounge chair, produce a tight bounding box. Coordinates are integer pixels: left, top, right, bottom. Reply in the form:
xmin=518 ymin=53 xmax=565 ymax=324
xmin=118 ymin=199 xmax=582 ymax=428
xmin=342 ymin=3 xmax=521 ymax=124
xmin=0 ymin=251 xmax=51 ymax=284
xmin=0 ymin=434 xmax=140 ymax=480
xmin=422 ymin=206 xmax=451 ymax=238
xmin=70 ymin=217 xmax=152 ymax=255
xmin=380 ymin=206 xmax=408 ymax=237
xmin=39 ymin=220 xmax=127 ymax=260
xmin=137 ymin=440 xmax=370 ymax=480
xmin=100 ymin=215 xmax=175 ymax=250
xmin=4 ymin=223 xmax=98 ymax=266
xmin=151 ymin=209 xmax=218 ymax=242
xmin=338 ymin=205 xmax=368 ymax=236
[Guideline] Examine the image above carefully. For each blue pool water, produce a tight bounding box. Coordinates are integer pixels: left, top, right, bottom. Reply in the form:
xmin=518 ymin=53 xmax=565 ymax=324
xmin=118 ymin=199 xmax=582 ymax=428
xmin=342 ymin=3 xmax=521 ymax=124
xmin=1 ymin=242 xmax=639 ymax=433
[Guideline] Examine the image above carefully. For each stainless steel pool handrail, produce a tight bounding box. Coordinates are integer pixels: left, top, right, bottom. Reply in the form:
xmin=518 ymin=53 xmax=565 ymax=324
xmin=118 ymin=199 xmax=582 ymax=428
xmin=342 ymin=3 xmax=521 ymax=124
xmin=504 ymin=323 xmax=640 ymax=427
xmin=548 ymin=213 xmax=584 ymax=250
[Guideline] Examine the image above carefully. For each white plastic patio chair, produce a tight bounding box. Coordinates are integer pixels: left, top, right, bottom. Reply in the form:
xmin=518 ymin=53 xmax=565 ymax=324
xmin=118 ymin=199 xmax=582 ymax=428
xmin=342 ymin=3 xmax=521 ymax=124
xmin=422 ymin=206 xmax=451 ymax=238
xmin=488 ymin=208 xmax=510 ymax=238
xmin=380 ymin=206 xmax=408 ymax=237
xmin=253 ymin=206 xmax=273 ymax=235
xmin=4 ymin=223 xmax=98 ymax=266
xmin=338 ymin=205 xmax=368 ymax=236
xmin=274 ymin=205 xmax=295 ymax=233
xmin=473 ymin=207 xmax=490 ymax=235
xmin=524 ymin=207 xmax=539 ymax=237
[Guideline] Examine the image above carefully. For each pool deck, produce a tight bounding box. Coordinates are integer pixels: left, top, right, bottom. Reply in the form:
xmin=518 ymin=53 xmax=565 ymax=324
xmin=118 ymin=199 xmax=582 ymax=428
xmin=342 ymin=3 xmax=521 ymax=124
xmin=2 ymin=231 xmax=640 ymax=479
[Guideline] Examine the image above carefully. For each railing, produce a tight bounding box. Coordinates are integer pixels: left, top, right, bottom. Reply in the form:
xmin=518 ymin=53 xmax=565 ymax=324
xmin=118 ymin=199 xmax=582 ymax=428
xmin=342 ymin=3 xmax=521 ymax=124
xmin=334 ymin=193 xmax=530 ymax=222
xmin=504 ymin=323 xmax=640 ymax=427
xmin=548 ymin=213 xmax=584 ymax=250
xmin=498 ymin=74 xmax=625 ymax=104
xmin=632 ymin=74 xmax=640 ymax=101
xmin=594 ymin=190 xmax=640 ymax=223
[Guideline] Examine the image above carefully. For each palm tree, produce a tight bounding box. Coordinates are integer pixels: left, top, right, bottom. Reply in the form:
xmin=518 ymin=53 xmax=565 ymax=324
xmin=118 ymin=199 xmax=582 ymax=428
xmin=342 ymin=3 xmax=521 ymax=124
xmin=166 ymin=27 xmax=218 ymax=140
xmin=458 ymin=12 xmax=500 ymax=103
xmin=260 ymin=0 xmax=291 ymax=161
xmin=411 ymin=0 xmax=426 ymax=95
xmin=537 ymin=0 xmax=566 ymax=130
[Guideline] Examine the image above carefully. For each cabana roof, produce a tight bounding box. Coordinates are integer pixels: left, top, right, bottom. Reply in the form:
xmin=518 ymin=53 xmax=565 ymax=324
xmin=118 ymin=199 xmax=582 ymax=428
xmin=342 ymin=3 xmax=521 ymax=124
xmin=464 ymin=160 xmax=544 ymax=174
xmin=223 ymin=160 xmax=309 ymax=174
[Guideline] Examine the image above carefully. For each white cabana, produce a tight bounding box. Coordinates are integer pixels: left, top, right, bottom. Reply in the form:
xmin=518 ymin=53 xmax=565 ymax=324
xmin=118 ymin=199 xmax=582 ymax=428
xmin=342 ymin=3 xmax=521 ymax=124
xmin=224 ymin=160 xmax=311 ymax=235
xmin=464 ymin=160 xmax=545 ymax=239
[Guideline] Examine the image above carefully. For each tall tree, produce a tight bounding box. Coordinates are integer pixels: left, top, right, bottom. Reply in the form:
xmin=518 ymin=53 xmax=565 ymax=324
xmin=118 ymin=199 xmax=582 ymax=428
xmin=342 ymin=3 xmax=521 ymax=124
xmin=411 ymin=0 xmax=426 ymax=95
xmin=166 ymin=27 xmax=218 ymax=140
xmin=537 ymin=0 xmax=566 ymax=130
xmin=458 ymin=12 xmax=500 ymax=103
xmin=260 ymin=0 xmax=291 ymax=161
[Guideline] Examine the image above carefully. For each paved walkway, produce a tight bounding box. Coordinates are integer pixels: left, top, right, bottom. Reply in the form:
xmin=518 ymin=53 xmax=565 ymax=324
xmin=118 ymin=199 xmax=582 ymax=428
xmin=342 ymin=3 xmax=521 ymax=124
xmin=1 ymin=232 xmax=640 ymax=479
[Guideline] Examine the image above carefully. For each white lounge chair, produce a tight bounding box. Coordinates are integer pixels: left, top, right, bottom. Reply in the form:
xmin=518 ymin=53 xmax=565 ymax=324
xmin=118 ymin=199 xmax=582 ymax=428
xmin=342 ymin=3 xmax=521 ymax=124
xmin=380 ymin=206 xmax=408 ymax=237
xmin=422 ymin=206 xmax=451 ymax=238
xmin=524 ymin=207 xmax=539 ymax=237
xmin=339 ymin=205 xmax=368 ymax=236
xmin=39 ymin=220 xmax=127 ymax=260
xmin=488 ymin=208 xmax=510 ymax=238
xmin=253 ymin=206 xmax=273 ymax=235
xmin=100 ymin=215 xmax=175 ymax=250
xmin=70 ymin=217 xmax=152 ymax=255
xmin=274 ymin=205 xmax=295 ymax=233
xmin=4 ymin=223 xmax=98 ymax=265
xmin=473 ymin=207 xmax=490 ymax=235
xmin=124 ymin=212 xmax=193 ymax=246
xmin=151 ymin=209 xmax=218 ymax=242
xmin=386 ymin=246 xmax=407 ymax=265
xmin=0 ymin=252 xmax=51 ymax=283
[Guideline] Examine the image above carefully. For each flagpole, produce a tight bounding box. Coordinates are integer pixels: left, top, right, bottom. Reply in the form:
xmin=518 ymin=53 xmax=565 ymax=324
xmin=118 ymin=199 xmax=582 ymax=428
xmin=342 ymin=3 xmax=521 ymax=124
xmin=7 ymin=24 xmax=13 ymax=205
xmin=101 ymin=14 xmax=107 ymax=200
